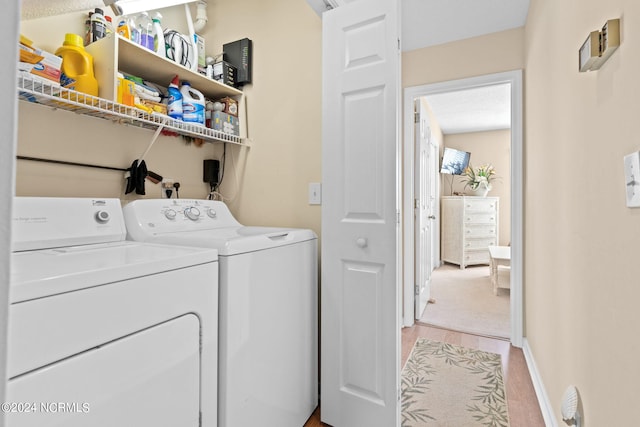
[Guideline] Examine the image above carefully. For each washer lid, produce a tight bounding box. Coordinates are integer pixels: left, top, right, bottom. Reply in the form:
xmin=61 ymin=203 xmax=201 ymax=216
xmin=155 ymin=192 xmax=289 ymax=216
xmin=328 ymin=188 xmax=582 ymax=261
xmin=142 ymin=226 xmax=317 ymax=255
xmin=10 ymin=241 xmax=218 ymax=303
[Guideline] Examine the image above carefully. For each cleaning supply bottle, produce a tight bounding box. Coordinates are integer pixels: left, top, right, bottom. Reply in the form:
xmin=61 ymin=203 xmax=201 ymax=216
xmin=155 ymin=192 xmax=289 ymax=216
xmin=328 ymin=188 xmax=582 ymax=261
xmin=136 ymin=12 xmax=154 ymax=50
xmin=55 ymin=33 xmax=99 ymax=96
xmin=116 ymin=15 xmax=131 ymax=40
xmin=105 ymin=16 xmax=114 ymax=35
xmin=152 ymin=12 xmax=165 ymax=57
xmin=84 ymin=12 xmax=93 ymax=46
xmin=167 ymin=75 xmax=183 ymax=120
xmin=128 ymin=14 xmax=140 ymax=44
xmin=89 ymin=8 xmax=107 ymax=43
xmin=180 ymin=81 xmax=205 ymax=125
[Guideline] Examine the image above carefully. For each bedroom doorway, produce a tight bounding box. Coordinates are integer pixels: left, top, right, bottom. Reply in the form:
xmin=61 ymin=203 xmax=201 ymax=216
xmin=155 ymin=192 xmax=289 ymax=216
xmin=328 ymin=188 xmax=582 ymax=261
xmin=402 ymin=70 xmax=523 ymax=347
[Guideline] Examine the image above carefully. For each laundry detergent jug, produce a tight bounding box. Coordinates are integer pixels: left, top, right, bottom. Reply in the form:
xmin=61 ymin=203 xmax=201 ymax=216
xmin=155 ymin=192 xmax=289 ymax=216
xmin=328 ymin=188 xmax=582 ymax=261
xmin=55 ymin=33 xmax=99 ymax=96
xmin=180 ymin=81 xmax=205 ymax=125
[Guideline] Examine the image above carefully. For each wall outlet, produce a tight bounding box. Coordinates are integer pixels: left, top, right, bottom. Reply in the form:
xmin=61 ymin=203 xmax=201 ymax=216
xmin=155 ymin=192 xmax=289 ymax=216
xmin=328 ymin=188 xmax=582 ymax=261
xmin=161 ymin=179 xmax=174 ymax=199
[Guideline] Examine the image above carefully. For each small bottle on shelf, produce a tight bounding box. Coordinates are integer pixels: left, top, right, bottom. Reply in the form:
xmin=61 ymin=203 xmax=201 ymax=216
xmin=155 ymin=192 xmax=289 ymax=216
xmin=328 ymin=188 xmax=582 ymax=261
xmin=90 ymin=8 xmax=107 ymax=43
xmin=136 ymin=12 xmax=154 ymax=51
xmin=116 ymin=15 xmax=130 ymax=39
xmin=152 ymin=12 xmax=165 ymax=57
xmin=105 ymin=16 xmax=114 ymax=35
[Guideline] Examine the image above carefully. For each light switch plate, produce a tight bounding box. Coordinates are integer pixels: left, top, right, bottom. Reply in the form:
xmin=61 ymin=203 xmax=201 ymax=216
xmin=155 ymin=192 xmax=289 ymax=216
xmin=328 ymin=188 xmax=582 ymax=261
xmin=624 ymin=152 xmax=640 ymax=207
xmin=309 ymin=182 xmax=322 ymax=205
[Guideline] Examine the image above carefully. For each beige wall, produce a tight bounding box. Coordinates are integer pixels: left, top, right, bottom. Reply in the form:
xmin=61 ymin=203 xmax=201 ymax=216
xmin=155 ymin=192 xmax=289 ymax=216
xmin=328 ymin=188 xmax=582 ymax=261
xmin=525 ymin=0 xmax=640 ymax=425
xmin=204 ymin=0 xmax=322 ymax=234
xmin=444 ymin=130 xmax=511 ymax=246
xmin=17 ymin=0 xmax=322 ymax=238
xmin=403 ymin=27 xmax=525 ymax=87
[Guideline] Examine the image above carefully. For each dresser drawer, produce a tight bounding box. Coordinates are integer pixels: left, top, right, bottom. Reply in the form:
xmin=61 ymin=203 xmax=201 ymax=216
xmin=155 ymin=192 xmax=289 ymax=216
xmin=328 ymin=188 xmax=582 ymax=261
xmin=463 ymin=225 xmax=497 ymax=237
xmin=464 ymin=198 xmax=498 ymax=212
xmin=464 ymin=212 xmax=497 ymax=224
xmin=462 ymin=249 xmax=490 ymax=265
xmin=464 ymin=237 xmax=496 ymax=250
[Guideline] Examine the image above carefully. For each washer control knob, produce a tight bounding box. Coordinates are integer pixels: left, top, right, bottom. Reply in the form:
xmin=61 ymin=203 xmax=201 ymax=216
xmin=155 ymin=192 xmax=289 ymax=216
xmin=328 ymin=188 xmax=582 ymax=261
xmin=206 ymin=208 xmax=217 ymax=218
xmin=95 ymin=210 xmax=110 ymax=223
xmin=185 ymin=207 xmax=201 ymax=221
xmin=164 ymin=209 xmax=177 ymax=220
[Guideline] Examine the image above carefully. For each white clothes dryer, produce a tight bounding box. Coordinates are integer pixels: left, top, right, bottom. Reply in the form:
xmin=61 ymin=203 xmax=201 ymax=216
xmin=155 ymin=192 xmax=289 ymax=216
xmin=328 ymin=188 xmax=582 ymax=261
xmin=8 ymin=197 xmax=219 ymax=427
xmin=123 ymin=199 xmax=318 ymax=427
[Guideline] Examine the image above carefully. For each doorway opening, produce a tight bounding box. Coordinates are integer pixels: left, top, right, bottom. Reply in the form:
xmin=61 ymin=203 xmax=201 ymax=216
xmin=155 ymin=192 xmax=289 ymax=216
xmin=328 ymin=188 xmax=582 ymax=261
xmin=402 ymin=70 xmax=523 ymax=347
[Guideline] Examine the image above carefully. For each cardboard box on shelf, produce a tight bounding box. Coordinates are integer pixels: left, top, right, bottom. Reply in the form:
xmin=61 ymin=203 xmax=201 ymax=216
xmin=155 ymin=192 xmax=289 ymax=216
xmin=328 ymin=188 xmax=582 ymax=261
xmin=219 ymin=96 xmax=238 ymax=117
xmin=18 ymin=42 xmax=62 ymax=84
xmin=211 ymin=111 xmax=239 ymax=136
xmin=117 ymin=77 xmax=135 ymax=106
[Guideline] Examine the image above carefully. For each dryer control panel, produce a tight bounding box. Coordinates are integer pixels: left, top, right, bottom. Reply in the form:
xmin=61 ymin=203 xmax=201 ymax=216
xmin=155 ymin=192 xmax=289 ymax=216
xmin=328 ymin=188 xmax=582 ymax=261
xmin=12 ymin=197 xmax=126 ymax=252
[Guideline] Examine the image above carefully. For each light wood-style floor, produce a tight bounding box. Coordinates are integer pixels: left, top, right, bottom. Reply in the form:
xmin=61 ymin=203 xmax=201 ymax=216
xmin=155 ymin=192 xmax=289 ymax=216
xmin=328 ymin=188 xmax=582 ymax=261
xmin=303 ymin=323 xmax=545 ymax=427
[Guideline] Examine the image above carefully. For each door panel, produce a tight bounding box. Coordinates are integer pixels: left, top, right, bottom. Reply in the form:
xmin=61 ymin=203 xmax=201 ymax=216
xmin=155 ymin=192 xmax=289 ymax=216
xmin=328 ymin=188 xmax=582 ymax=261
xmin=321 ymin=0 xmax=400 ymax=426
xmin=343 ymin=88 xmax=385 ymax=220
xmin=341 ymin=261 xmax=385 ymax=402
xmin=414 ymin=100 xmax=432 ymax=319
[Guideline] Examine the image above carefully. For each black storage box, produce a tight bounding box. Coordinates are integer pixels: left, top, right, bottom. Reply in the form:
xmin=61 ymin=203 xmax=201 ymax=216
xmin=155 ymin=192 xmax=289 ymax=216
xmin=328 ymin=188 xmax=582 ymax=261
xmin=223 ymin=38 xmax=252 ymax=87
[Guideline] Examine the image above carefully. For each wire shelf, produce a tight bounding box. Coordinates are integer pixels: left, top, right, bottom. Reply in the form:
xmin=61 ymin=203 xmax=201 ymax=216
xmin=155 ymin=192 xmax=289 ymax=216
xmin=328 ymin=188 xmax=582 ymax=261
xmin=17 ymin=75 xmax=246 ymax=146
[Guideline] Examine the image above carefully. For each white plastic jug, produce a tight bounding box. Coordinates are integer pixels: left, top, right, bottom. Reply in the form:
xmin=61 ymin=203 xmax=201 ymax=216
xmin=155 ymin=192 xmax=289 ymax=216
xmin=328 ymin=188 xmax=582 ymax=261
xmin=180 ymin=81 xmax=205 ymax=125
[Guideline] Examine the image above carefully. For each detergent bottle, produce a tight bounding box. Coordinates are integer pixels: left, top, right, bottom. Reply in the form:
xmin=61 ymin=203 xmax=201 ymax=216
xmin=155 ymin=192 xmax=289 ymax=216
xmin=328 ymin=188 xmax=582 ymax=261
xmin=136 ymin=12 xmax=154 ymax=50
xmin=116 ymin=15 xmax=130 ymax=39
xmin=152 ymin=12 xmax=166 ymax=57
xmin=55 ymin=33 xmax=99 ymax=96
xmin=128 ymin=14 xmax=141 ymax=44
xmin=180 ymin=81 xmax=205 ymax=125
xmin=89 ymin=8 xmax=108 ymax=43
xmin=167 ymin=75 xmax=183 ymax=120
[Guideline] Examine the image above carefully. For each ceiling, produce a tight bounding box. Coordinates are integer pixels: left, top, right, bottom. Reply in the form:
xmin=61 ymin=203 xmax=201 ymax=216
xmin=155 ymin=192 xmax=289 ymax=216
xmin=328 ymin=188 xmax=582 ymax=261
xmin=401 ymin=0 xmax=529 ymax=134
xmin=21 ymin=0 xmax=103 ymax=20
xmin=425 ymin=84 xmax=511 ymax=134
xmin=401 ymin=0 xmax=530 ymax=52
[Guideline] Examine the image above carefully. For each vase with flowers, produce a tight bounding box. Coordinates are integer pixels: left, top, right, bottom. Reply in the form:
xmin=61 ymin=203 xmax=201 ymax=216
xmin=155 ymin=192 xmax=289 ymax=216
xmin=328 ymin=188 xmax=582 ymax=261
xmin=463 ymin=164 xmax=497 ymax=197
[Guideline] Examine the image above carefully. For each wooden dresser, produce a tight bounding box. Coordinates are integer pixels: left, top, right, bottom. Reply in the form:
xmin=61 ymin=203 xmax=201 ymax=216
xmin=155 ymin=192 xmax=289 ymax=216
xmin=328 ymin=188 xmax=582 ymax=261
xmin=441 ymin=196 xmax=499 ymax=269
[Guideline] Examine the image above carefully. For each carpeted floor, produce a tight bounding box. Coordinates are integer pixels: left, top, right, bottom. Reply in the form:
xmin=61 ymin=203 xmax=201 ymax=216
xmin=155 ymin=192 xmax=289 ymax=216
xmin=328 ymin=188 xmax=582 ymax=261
xmin=401 ymin=338 xmax=510 ymax=427
xmin=419 ymin=264 xmax=510 ymax=339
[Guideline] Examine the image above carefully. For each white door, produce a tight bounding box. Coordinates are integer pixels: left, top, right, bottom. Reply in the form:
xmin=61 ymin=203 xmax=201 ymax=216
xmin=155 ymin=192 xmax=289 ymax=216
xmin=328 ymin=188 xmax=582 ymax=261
xmin=428 ymin=138 xmax=439 ymax=270
xmin=414 ymin=100 xmax=431 ymax=319
xmin=321 ymin=0 xmax=400 ymax=426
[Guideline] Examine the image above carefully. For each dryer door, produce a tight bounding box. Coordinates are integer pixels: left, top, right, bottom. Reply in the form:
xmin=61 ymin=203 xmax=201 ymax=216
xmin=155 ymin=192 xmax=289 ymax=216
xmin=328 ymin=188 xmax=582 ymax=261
xmin=7 ymin=314 xmax=201 ymax=427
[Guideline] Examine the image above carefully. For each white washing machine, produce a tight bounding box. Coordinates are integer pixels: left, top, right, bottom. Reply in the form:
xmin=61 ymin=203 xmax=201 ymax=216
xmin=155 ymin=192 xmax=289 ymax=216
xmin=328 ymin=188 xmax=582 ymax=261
xmin=123 ymin=199 xmax=318 ymax=427
xmin=8 ymin=197 xmax=219 ymax=427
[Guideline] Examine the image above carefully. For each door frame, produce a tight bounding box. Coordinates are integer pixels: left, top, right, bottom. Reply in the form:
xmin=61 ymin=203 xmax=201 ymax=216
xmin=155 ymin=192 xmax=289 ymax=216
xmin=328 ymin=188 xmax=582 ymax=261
xmin=402 ymin=70 xmax=524 ymax=348
xmin=1 ymin=1 xmax=20 ymax=414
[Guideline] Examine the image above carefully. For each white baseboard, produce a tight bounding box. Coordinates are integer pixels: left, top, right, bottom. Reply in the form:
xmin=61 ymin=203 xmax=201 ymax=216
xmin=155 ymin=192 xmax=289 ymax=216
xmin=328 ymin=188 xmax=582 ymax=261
xmin=522 ymin=338 xmax=557 ymax=427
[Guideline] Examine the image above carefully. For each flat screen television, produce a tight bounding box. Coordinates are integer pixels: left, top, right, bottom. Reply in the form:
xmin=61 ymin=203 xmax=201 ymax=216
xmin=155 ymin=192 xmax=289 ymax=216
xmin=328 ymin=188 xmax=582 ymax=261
xmin=440 ymin=147 xmax=471 ymax=175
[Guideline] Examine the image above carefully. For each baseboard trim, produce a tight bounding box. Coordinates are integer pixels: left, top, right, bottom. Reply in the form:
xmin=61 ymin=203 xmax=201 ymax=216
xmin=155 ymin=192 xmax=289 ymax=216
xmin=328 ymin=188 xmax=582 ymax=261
xmin=522 ymin=338 xmax=557 ymax=427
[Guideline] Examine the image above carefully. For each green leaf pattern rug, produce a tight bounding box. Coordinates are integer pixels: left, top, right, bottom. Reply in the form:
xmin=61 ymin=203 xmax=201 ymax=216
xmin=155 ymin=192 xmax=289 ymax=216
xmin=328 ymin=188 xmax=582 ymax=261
xmin=401 ymin=339 xmax=510 ymax=427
